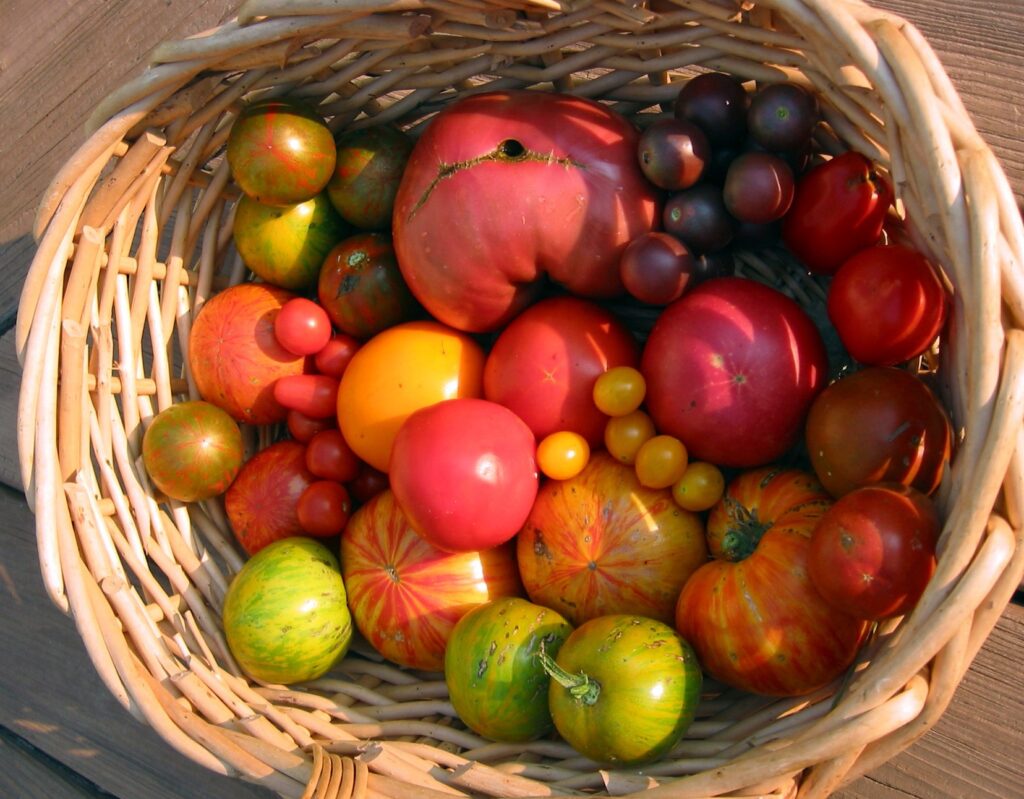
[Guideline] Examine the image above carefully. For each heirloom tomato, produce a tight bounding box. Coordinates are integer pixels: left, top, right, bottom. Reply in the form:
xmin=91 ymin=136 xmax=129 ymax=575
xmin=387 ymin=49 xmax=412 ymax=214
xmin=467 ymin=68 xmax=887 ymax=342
xmin=305 ymin=429 xmax=360 ymax=484
xmin=542 ymin=614 xmax=702 ymax=767
xmin=340 ymin=490 xmax=522 ymax=672
xmin=517 ymin=452 xmax=707 ymax=626
xmin=536 ymin=431 xmax=590 ymax=481
xmin=313 ymin=333 xmax=360 ymax=378
xmin=445 ymin=597 xmax=573 ymax=742
xmin=603 ymin=409 xmax=656 ymax=465
xmin=675 ymin=467 xmax=869 ymax=696
xmin=592 ymin=366 xmax=646 ymax=417
xmin=273 ymin=374 xmax=339 ymax=419
xmin=296 ymin=480 xmax=351 ymax=538
xmin=274 ymin=297 xmax=332 ymax=356
xmin=328 ymin=125 xmax=413 ymax=230
xmin=671 ymin=462 xmax=725 ymax=513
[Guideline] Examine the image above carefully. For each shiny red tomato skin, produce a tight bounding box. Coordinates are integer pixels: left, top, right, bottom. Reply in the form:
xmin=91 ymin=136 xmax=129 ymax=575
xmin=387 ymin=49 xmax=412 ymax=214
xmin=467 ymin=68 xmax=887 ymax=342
xmin=484 ymin=296 xmax=640 ymax=446
xmin=641 ymin=277 xmax=828 ymax=468
xmin=781 ymin=151 xmax=893 ymax=275
xmin=274 ymin=298 xmax=332 ymax=356
xmin=297 ymin=480 xmax=352 ymax=538
xmin=273 ymin=374 xmax=340 ymax=419
xmin=287 ymin=409 xmax=336 ymax=443
xmin=305 ymin=429 xmax=360 ymax=483
xmin=808 ymin=484 xmax=939 ymax=620
xmin=340 ymin=489 xmax=523 ymax=671
xmin=313 ymin=334 xmax=360 ymax=378
xmin=389 ymin=398 xmax=539 ymax=552
xmin=827 ymin=244 xmax=950 ymax=366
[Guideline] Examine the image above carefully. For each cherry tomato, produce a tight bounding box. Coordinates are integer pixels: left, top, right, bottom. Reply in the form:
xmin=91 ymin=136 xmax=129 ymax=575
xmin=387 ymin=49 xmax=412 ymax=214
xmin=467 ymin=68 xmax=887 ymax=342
xmin=593 ymin=366 xmax=647 ymax=417
xmin=297 ymin=480 xmax=352 ymax=537
xmin=274 ymin=297 xmax=333 ymax=356
xmin=672 ymin=461 xmax=726 ymax=512
xmin=536 ymin=431 xmax=591 ymax=481
xmin=348 ymin=462 xmax=389 ymax=504
xmin=634 ymin=435 xmax=688 ymax=489
xmin=274 ymin=374 xmax=340 ymax=419
xmin=305 ymin=428 xmax=361 ymax=483
xmin=287 ymin=409 xmax=336 ymax=443
xmin=827 ymin=244 xmax=950 ymax=366
xmin=604 ymin=409 xmax=656 ymax=465
xmin=313 ymin=333 xmax=360 ymax=378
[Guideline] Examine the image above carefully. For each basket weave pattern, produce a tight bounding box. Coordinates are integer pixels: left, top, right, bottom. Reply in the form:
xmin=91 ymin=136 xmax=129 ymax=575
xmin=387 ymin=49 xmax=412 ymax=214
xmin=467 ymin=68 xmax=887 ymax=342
xmin=16 ymin=1 xmax=1024 ymax=798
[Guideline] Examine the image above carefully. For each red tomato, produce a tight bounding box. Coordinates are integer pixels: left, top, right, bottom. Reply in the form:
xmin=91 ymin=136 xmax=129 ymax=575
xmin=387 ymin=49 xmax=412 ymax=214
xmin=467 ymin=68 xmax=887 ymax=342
xmin=808 ymin=484 xmax=939 ymax=620
xmin=305 ymin=429 xmax=360 ymax=483
xmin=781 ymin=151 xmax=893 ymax=275
xmin=389 ymin=398 xmax=539 ymax=552
xmin=827 ymin=244 xmax=950 ymax=366
xmin=484 ymin=296 xmax=640 ymax=445
xmin=348 ymin=462 xmax=389 ymax=504
xmin=274 ymin=297 xmax=332 ymax=356
xmin=313 ymin=333 xmax=360 ymax=378
xmin=286 ymin=409 xmax=336 ymax=443
xmin=273 ymin=374 xmax=339 ymax=419
xmin=641 ymin=277 xmax=828 ymax=468
xmin=340 ymin=489 xmax=523 ymax=671
xmin=297 ymin=480 xmax=352 ymax=537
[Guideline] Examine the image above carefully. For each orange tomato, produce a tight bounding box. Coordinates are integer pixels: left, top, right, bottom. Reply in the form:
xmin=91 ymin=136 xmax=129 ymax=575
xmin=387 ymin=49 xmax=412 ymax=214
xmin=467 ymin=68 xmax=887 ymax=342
xmin=336 ymin=321 xmax=485 ymax=471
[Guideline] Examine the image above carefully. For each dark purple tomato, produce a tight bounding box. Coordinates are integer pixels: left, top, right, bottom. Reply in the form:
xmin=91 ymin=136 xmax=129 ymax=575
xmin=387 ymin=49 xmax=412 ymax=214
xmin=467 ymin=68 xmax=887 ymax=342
xmin=747 ymin=82 xmax=820 ymax=153
xmin=722 ymin=152 xmax=795 ymax=224
xmin=673 ymin=72 xmax=749 ymax=148
xmin=318 ymin=233 xmax=421 ymax=339
xmin=328 ymin=125 xmax=414 ymax=230
xmin=620 ymin=232 xmax=696 ymax=305
xmin=637 ymin=118 xmax=710 ymax=191
xmin=662 ymin=183 xmax=736 ymax=253
xmin=226 ymin=98 xmax=336 ymax=206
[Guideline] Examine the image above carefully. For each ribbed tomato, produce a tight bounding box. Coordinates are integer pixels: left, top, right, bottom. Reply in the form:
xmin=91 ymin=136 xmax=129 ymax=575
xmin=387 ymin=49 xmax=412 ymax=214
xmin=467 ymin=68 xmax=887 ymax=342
xmin=340 ymin=490 xmax=522 ymax=672
xmin=675 ymin=466 xmax=869 ymax=696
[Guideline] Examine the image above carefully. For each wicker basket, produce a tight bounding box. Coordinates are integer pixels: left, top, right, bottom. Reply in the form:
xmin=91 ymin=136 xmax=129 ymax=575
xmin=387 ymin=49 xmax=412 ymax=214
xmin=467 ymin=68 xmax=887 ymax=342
xmin=15 ymin=1 xmax=1024 ymax=797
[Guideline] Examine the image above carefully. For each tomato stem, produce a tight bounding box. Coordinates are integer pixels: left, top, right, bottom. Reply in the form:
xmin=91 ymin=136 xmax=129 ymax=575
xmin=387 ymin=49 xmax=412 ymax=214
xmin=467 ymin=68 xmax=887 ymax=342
xmin=721 ymin=497 xmax=771 ymax=561
xmin=537 ymin=641 xmax=601 ymax=706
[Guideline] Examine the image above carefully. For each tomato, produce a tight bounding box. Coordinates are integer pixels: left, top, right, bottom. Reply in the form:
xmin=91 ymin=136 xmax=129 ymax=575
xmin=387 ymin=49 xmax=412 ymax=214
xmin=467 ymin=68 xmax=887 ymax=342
xmin=517 ymin=452 xmax=707 ymax=626
xmin=808 ymin=484 xmax=940 ymax=620
xmin=347 ymin=462 xmax=388 ymax=504
xmin=222 ymin=538 xmax=352 ymax=684
xmin=484 ymin=296 xmax=640 ymax=445
xmin=274 ymin=297 xmax=332 ymax=356
xmin=287 ymin=409 xmax=335 ymax=443
xmin=541 ymin=614 xmax=702 ymax=766
xmin=273 ymin=374 xmax=340 ymax=419
xmin=536 ymin=431 xmax=590 ymax=481
xmin=313 ymin=334 xmax=360 ymax=379
xmin=328 ymin=125 xmax=414 ymax=230
xmin=305 ymin=428 xmax=360 ymax=483
xmin=336 ymin=320 xmax=485 ymax=472
xmin=603 ymin=409 xmax=656 ymax=465
xmin=781 ymin=151 xmax=893 ymax=275
xmin=805 ymin=366 xmax=953 ymax=498
xmin=226 ymin=98 xmax=336 ymax=206
xmin=675 ymin=466 xmax=869 ymax=696
xmin=297 ymin=480 xmax=352 ymax=538
xmin=189 ymin=283 xmax=308 ymax=425
xmin=634 ymin=435 xmax=688 ymax=489
xmin=225 ymin=441 xmax=317 ymax=555
xmin=340 ymin=490 xmax=522 ymax=671
xmin=671 ymin=461 xmax=726 ymax=512
xmin=641 ymin=277 xmax=828 ymax=468
xmin=444 ymin=598 xmax=573 ymax=742
xmin=592 ymin=365 xmax=646 ymax=417
xmin=389 ymin=398 xmax=539 ymax=552
xmin=142 ymin=401 xmax=244 ymax=502
xmin=827 ymin=244 xmax=950 ymax=366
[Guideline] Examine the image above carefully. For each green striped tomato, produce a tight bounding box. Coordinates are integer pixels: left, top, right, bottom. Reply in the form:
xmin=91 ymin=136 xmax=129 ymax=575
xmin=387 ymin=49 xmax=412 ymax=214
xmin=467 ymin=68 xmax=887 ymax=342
xmin=445 ymin=597 xmax=573 ymax=742
xmin=222 ymin=537 xmax=352 ymax=685
xmin=544 ymin=614 xmax=702 ymax=767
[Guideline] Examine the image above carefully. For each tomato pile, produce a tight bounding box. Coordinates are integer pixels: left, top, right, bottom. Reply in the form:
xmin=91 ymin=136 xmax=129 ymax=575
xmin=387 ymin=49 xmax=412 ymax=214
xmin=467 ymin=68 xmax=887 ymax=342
xmin=144 ymin=75 xmax=957 ymax=767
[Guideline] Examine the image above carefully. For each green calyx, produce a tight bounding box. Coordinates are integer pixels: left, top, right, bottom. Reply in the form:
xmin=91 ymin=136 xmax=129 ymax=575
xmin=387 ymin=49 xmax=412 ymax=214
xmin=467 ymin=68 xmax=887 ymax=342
xmin=720 ymin=497 xmax=771 ymax=561
xmin=537 ymin=641 xmax=601 ymax=706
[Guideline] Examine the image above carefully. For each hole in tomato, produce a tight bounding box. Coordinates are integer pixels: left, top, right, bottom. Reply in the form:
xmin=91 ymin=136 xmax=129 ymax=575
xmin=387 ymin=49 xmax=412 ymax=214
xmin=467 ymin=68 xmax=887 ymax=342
xmin=498 ymin=138 xmax=526 ymax=159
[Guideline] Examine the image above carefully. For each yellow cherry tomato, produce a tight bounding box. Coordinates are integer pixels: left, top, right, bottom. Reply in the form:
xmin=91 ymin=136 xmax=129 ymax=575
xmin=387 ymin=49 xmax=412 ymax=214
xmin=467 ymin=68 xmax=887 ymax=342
xmin=604 ymin=409 xmax=657 ymax=465
xmin=592 ymin=366 xmax=647 ymax=416
xmin=634 ymin=435 xmax=688 ymax=489
xmin=536 ymin=431 xmax=591 ymax=481
xmin=671 ymin=461 xmax=726 ymax=512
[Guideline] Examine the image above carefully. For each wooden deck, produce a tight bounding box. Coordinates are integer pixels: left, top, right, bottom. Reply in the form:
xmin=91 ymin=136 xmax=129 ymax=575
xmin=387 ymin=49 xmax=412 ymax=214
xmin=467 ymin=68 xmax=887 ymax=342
xmin=0 ymin=1 xmax=1022 ymax=797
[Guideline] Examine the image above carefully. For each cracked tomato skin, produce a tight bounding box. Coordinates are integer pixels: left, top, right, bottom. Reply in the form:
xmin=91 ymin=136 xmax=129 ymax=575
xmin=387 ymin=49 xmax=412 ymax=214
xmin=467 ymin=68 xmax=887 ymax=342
xmin=392 ymin=90 xmax=661 ymax=333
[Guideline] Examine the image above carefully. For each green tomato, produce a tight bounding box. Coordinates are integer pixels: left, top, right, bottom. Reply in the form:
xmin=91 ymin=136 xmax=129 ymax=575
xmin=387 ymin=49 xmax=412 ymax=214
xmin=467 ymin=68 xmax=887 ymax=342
xmin=542 ymin=614 xmax=702 ymax=766
xmin=223 ymin=538 xmax=352 ymax=684
xmin=445 ymin=598 xmax=573 ymax=742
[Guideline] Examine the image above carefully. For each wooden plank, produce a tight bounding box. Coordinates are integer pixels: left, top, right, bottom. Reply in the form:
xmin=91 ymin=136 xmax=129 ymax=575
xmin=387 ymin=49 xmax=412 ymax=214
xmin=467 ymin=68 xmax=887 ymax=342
xmin=0 ymin=726 xmax=106 ymax=799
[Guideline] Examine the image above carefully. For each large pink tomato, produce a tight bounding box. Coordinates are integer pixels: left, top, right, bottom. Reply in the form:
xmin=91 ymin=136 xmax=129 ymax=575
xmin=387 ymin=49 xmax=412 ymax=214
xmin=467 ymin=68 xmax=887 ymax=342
xmin=392 ymin=90 xmax=661 ymax=333
xmin=484 ymin=296 xmax=640 ymax=445
xmin=641 ymin=277 xmax=827 ymax=467
xmin=389 ymin=398 xmax=539 ymax=552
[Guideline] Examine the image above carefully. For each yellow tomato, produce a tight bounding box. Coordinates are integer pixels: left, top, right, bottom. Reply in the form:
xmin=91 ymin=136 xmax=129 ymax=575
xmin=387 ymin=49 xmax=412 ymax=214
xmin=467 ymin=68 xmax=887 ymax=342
xmin=635 ymin=435 xmax=688 ymax=489
xmin=592 ymin=366 xmax=647 ymax=416
xmin=537 ymin=431 xmax=591 ymax=481
xmin=604 ymin=409 xmax=656 ymax=465
xmin=671 ymin=461 xmax=726 ymax=512
xmin=336 ymin=321 xmax=485 ymax=471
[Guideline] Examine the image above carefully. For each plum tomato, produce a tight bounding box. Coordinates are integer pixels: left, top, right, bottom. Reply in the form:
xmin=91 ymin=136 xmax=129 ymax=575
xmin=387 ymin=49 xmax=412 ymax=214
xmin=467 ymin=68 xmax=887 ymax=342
xmin=827 ymin=244 xmax=950 ymax=366
xmin=328 ymin=125 xmax=414 ymax=230
xmin=636 ymin=117 xmax=710 ymax=190
xmin=313 ymin=333 xmax=360 ymax=378
xmin=671 ymin=461 xmax=726 ymax=512
xmin=808 ymin=483 xmax=939 ymax=620
xmin=604 ymin=409 xmax=657 ymax=465
xmin=536 ymin=431 xmax=591 ymax=481
xmin=619 ymin=232 xmax=696 ymax=306
xmin=722 ymin=152 xmax=795 ymax=224
xmin=662 ymin=183 xmax=736 ymax=253
xmin=592 ymin=365 xmax=647 ymax=417
xmin=274 ymin=297 xmax=332 ymax=356
xmin=297 ymin=480 xmax=352 ymax=538
xmin=287 ymin=409 xmax=336 ymax=443
xmin=673 ymin=71 xmax=749 ymax=148
xmin=747 ymin=82 xmax=819 ymax=153
xmin=305 ymin=428 xmax=361 ymax=483
xmin=634 ymin=435 xmax=689 ymax=489
xmin=805 ymin=366 xmax=953 ymax=498
xmin=273 ymin=374 xmax=340 ymax=419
